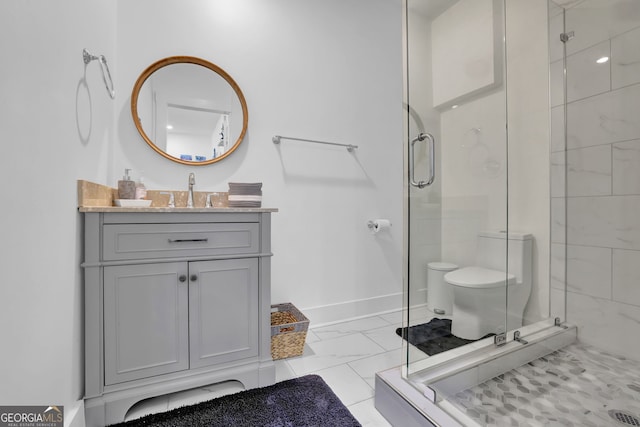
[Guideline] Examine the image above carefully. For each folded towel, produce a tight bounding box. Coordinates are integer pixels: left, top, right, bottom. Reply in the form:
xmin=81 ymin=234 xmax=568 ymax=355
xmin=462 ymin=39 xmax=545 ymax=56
xmin=229 ymin=182 xmax=262 ymax=187
xmin=228 ymin=188 xmax=263 ymax=196
xmin=229 ymin=182 xmax=262 ymax=191
xmin=228 ymin=183 xmax=263 ymax=207
xmin=228 ymin=201 xmax=262 ymax=208
xmin=228 ymin=195 xmax=262 ymax=202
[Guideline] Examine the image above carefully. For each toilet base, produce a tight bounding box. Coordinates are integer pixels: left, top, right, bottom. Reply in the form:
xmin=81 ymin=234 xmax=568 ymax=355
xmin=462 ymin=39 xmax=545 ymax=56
xmin=451 ymin=302 xmax=504 ymax=340
xmin=450 ymin=287 xmax=526 ymax=340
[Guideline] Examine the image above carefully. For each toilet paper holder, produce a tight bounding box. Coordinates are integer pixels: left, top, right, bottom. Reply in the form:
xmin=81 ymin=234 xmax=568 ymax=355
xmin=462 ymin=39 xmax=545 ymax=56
xmin=367 ymin=219 xmax=392 ymax=233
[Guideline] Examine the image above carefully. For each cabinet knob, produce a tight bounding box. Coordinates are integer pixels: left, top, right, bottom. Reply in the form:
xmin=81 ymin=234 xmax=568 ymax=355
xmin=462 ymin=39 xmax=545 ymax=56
xmin=190 ymin=274 xmax=198 ymax=282
xmin=178 ymin=275 xmax=187 ymax=283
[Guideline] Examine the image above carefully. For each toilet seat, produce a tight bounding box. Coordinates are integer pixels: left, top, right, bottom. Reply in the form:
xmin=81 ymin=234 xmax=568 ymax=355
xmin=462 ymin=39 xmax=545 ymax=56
xmin=445 ymin=266 xmax=515 ymax=289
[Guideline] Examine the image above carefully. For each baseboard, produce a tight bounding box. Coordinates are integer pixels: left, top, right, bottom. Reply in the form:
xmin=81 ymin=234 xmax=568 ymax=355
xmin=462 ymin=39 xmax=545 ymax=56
xmin=411 ymin=287 xmax=428 ymax=306
xmin=302 ymin=292 xmax=403 ymax=328
xmin=64 ymin=400 xmax=85 ymax=427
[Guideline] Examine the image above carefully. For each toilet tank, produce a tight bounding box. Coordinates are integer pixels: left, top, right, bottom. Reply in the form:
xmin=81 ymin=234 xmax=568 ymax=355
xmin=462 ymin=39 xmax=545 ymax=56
xmin=475 ymin=231 xmax=533 ymax=285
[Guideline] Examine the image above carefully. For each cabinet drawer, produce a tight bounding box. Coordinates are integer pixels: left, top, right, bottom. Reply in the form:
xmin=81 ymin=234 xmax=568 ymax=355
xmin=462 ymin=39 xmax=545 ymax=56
xmin=103 ymin=223 xmax=259 ymax=260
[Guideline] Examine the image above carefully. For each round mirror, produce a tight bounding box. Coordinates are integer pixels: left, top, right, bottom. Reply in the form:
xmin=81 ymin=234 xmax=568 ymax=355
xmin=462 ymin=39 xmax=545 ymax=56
xmin=131 ymin=56 xmax=248 ymax=165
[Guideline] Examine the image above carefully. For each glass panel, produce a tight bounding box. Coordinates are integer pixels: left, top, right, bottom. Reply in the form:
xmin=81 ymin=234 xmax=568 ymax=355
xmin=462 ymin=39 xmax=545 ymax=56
xmin=561 ymin=0 xmax=640 ymax=361
xmin=549 ymin=0 xmax=568 ymax=325
xmin=403 ymin=0 xmax=509 ymax=379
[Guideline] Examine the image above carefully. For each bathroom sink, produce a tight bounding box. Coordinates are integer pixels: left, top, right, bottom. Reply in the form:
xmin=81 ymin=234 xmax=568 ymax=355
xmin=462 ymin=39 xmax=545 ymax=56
xmin=114 ymin=199 xmax=152 ymax=207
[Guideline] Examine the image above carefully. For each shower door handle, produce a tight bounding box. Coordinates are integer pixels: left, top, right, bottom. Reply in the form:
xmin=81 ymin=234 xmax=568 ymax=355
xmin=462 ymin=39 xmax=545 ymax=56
xmin=409 ymin=132 xmax=435 ymax=188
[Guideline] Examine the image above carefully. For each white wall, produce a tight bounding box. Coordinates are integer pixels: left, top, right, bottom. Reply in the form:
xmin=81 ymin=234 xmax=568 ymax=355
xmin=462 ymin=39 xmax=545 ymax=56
xmin=0 ymin=0 xmax=115 ymax=422
xmin=115 ymin=0 xmax=404 ymax=323
xmin=0 ymin=0 xmax=403 ymax=421
xmin=440 ymin=92 xmax=508 ymax=268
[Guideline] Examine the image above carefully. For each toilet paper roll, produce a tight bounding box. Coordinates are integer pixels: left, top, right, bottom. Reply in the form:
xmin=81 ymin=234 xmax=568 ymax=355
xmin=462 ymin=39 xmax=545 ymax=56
xmin=368 ymin=219 xmax=391 ymax=234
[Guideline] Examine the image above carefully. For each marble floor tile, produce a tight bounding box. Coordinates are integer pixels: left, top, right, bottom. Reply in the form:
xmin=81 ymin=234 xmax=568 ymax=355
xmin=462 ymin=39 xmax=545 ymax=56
xmin=408 ymin=305 xmax=435 ymax=325
xmin=285 ymin=332 xmax=387 ymax=376
xmin=312 ymin=363 xmax=374 ymax=406
xmin=348 ymin=398 xmax=393 ymax=427
xmin=312 ymin=316 xmax=393 ymax=341
xmin=378 ymin=310 xmax=403 ymax=325
xmin=377 ymin=305 xmax=436 ymax=327
xmin=274 ymin=359 xmax=297 ymax=382
xmin=349 ymin=349 xmax=403 ymax=388
xmin=305 ymin=328 xmax=320 ymax=344
xmin=364 ymin=323 xmax=404 ymax=351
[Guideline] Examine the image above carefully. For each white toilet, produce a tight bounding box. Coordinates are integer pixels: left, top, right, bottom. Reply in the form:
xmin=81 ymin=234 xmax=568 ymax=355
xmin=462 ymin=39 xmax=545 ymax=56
xmin=444 ymin=231 xmax=533 ymax=340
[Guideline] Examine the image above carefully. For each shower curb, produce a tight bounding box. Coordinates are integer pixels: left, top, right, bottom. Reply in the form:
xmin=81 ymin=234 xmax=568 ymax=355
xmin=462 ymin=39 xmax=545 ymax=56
xmin=375 ymin=324 xmax=577 ymax=426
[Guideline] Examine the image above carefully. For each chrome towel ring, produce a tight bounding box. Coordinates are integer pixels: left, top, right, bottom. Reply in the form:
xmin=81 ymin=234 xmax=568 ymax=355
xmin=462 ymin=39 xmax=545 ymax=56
xmin=83 ymin=48 xmax=115 ymax=99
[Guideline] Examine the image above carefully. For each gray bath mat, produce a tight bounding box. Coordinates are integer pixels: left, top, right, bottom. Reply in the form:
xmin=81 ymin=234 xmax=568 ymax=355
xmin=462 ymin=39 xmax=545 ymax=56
xmin=108 ymin=374 xmax=361 ymax=427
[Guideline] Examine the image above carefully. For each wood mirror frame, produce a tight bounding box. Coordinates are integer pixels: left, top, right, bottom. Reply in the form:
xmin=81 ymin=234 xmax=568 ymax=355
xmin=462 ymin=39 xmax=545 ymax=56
xmin=131 ymin=56 xmax=248 ymax=166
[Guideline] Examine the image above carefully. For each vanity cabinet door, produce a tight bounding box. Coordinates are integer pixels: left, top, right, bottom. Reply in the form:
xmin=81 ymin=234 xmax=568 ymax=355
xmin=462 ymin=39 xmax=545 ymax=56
xmin=189 ymin=258 xmax=259 ymax=369
xmin=104 ymin=263 xmax=189 ymax=385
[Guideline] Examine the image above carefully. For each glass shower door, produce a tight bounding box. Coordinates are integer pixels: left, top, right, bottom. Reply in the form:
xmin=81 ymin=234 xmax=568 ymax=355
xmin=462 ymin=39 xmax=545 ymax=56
xmin=554 ymin=0 xmax=640 ymax=360
xmin=403 ymin=0 xmax=510 ymax=378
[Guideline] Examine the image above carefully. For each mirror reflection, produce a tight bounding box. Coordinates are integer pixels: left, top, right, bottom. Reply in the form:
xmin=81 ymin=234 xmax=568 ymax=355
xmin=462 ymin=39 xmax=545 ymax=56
xmin=131 ymin=57 xmax=248 ymax=165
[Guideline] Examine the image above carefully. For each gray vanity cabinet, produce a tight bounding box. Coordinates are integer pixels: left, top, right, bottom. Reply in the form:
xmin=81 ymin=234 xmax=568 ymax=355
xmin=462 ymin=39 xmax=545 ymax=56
xmin=81 ymin=209 xmax=276 ymax=427
xmin=188 ymin=258 xmax=259 ymax=369
xmin=104 ymin=262 xmax=189 ymax=385
xmin=103 ymin=258 xmax=259 ymax=385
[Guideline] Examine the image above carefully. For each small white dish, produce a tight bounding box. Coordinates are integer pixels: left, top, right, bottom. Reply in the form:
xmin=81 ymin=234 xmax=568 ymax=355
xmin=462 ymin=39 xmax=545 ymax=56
xmin=114 ymin=199 xmax=152 ymax=207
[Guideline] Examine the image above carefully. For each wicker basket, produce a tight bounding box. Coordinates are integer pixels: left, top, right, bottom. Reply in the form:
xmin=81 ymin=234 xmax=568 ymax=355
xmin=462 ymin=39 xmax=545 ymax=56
xmin=270 ymin=303 xmax=309 ymax=360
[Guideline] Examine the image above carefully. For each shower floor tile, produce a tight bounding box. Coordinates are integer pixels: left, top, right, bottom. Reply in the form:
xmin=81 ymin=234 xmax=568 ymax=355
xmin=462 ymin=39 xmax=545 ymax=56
xmin=443 ymin=342 xmax=640 ymax=427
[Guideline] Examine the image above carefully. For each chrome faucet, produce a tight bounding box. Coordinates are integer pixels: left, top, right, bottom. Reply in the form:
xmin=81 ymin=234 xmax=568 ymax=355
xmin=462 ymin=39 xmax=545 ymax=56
xmin=187 ymin=173 xmax=195 ymax=208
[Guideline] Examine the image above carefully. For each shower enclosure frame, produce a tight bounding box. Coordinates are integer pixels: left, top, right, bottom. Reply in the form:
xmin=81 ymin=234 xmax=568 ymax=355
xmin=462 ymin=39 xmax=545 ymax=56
xmin=401 ymin=0 xmax=515 ymax=380
xmin=378 ymin=0 xmax=640 ymax=425
xmin=375 ymin=0 xmax=578 ymax=425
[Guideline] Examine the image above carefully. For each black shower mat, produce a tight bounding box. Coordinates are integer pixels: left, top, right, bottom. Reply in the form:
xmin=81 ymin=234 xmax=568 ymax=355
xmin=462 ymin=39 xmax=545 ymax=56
xmin=396 ymin=317 xmax=494 ymax=356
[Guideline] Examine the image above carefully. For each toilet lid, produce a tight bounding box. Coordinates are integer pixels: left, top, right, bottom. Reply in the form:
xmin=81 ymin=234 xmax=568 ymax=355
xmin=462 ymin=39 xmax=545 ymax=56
xmin=427 ymin=262 xmax=458 ymax=271
xmin=444 ymin=266 xmax=516 ymax=289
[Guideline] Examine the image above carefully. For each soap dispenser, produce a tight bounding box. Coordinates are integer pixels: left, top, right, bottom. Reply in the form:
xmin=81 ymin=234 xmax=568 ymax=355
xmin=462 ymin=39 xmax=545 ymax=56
xmin=118 ymin=169 xmax=136 ymax=199
xmin=135 ymin=176 xmax=147 ymax=200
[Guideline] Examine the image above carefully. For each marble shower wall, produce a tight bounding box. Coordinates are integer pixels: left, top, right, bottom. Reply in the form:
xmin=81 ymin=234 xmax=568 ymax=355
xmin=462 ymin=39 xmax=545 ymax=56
xmin=549 ymin=0 xmax=640 ymax=360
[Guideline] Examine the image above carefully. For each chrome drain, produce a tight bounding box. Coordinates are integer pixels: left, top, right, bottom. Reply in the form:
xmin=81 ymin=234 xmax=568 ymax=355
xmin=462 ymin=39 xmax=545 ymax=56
xmin=609 ymin=410 xmax=640 ymax=426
